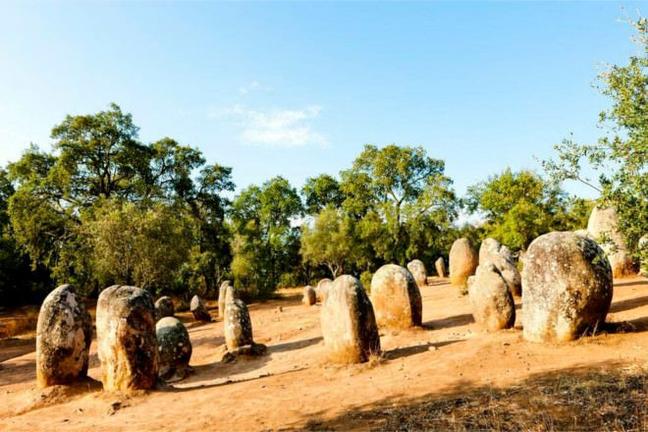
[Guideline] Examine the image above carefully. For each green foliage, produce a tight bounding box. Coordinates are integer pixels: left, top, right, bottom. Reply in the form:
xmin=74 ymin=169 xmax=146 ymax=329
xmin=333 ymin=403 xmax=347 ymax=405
xmin=230 ymin=177 xmax=303 ymax=297
xmin=340 ymin=144 xmax=458 ymax=265
xmin=302 ymin=174 xmax=343 ymax=215
xmin=301 ymin=206 xmax=362 ymax=278
xmin=467 ymin=169 xmax=587 ymax=250
xmin=84 ymin=200 xmax=194 ymax=294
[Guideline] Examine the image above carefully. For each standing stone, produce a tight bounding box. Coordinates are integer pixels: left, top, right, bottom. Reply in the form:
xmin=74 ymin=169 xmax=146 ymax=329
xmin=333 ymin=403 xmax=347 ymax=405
xmin=479 ymin=238 xmax=522 ymax=296
xmin=468 ymin=264 xmax=515 ymax=331
xmin=36 ymin=284 xmax=92 ymax=388
xmin=156 ymin=317 xmax=192 ymax=380
xmin=320 ymin=275 xmax=381 ymax=363
xmin=449 ymin=238 xmax=478 ymax=288
xmin=587 ymin=206 xmax=634 ymax=278
xmin=223 ymin=285 xmax=263 ymax=355
xmin=435 ymin=257 xmax=446 ymax=278
xmin=522 ymin=232 xmax=613 ymax=343
xmin=218 ymin=280 xmax=231 ymax=319
xmin=406 ymin=259 xmax=427 ymax=288
xmin=639 ymin=235 xmax=648 ymax=276
xmin=96 ymin=285 xmax=158 ymax=391
xmin=154 ymin=296 xmax=175 ymax=320
xmin=316 ymin=278 xmax=332 ymax=303
xmin=303 ymin=285 xmax=316 ymax=306
xmin=190 ymin=295 xmax=211 ymax=322
xmin=370 ymin=264 xmax=422 ymax=329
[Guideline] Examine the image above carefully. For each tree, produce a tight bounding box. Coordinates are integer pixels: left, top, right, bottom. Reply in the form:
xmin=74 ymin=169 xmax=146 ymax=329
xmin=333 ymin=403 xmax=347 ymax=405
xmin=340 ymin=144 xmax=457 ymax=264
xmin=301 ymin=207 xmax=361 ymax=278
xmin=230 ymin=177 xmax=303 ymax=296
xmin=466 ymin=169 xmax=589 ymax=250
xmin=542 ymin=17 xmax=648 ymax=260
xmin=84 ymin=200 xmax=194 ymax=294
xmin=302 ymin=174 xmax=343 ymax=215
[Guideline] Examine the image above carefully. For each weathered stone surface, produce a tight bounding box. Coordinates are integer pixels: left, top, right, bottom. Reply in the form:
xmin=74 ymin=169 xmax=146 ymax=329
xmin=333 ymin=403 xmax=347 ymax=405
xmin=469 ymin=264 xmax=515 ymax=332
xmin=224 ymin=285 xmax=254 ymax=351
xmin=320 ymin=275 xmax=381 ymax=363
xmin=406 ymin=259 xmax=427 ymax=288
xmin=316 ymin=278 xmax=332 ymax=303
xmin=96 ymin=285 xmax=158 ymax=391
xmin=36 ymin=284 xmax=92 ymax=388
xmin=218 ymin=280 xmax=231 ymax=319
xmin=587 ymin=206 xmax=634 ymax=278
xmin=156 ymin=317 xmax=192 ymax=380
xmin=639 ymin=235 xmax=648 ymax=276
xmin=435 ymin=257 xmax=446 ymax=278
xmin=370 ymin=264 xmax=422 ymax=329
xmin=479 ymin=238 xmax=522 ymax=296
xmin=449 ymin=238 xmax=478 ymax=288
xmin=190 ymin=295 xmax=211 ymax=322
xmin=303 ymin=285 xmax=316 ymax=306
xmin=522 ymin=231 xmax=613 ymax=343
xmin=154 ymin=296 xmax=175 ymax=320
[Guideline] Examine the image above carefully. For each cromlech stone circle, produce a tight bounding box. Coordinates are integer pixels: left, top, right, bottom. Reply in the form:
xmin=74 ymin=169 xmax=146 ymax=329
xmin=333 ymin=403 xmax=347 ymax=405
xmin=190 ymin=294 xmax=212 ymax=322
xmin=316 ymin=278 xmax=332 ymax=303
xmin=406 ymin=259 xmax=427 ymax=288
xmin=96 ymin=285 xmax=158 ymax=391
xmin=468 ymin=264 xmax=515 ymax=332
xmin=449 ymin=237 xmax=478 ymax=288
xmin=36 ymin=284 xmax=93 ymax=388
xmin=435 ymin=257 xmax=446 ymax=278
xmin=154 ymin=296 xmax=175 ymax=320
xmin=156 ymin=317 xmax=192 ymax=380
xmin=303 ymin=285 xmax=316 ymax=306
xmin=320 ymin=275 xmax=381 ymax=363
xmin=587 ymin=206 xmax=634 ymax=278
xmin=479 ymin=238 xmax=522 ymax=296
xmin=370 ymin=264 xmax=422 ymax=329
xmin=218 ymin=280 xmax=231 ymax=319
xmin=223 ymin=285 xmax=266 ymax=360
xmin=522 ymin=231 xmax=613 ymax=343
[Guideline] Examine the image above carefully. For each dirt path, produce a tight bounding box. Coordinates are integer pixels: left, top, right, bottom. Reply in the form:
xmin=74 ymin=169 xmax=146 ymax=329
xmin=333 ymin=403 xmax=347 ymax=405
xmin=2 ymin=277 xmax=648 ymax=431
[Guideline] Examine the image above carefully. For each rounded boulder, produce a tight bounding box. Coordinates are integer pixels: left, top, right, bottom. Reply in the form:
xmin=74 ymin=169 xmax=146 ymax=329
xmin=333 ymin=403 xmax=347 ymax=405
xmin=370 ymin=264 xmax=422 ymax=329
xmin=449 ymin=238 xmax=478 ymax=288
xmin=156 ymin=317 xmax=192 ymax=380
xmin=36 ymin=284 xmax=93 ymax=388
xmin=522 ymin=231 xmax=613 ymax=343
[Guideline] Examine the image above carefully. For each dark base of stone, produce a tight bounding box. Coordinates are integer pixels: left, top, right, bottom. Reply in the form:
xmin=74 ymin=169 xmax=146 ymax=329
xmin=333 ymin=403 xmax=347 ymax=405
xmin=221 ymin=343 xmax=268 ymax=363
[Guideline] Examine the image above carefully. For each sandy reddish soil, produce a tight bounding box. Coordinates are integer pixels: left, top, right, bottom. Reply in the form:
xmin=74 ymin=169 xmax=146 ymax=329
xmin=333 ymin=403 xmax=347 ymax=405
xmin=2 ymin=276 xmax=648 ymax=431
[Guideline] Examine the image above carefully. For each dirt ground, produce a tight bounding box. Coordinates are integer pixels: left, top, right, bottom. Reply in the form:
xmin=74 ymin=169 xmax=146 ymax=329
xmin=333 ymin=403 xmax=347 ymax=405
xmin=2 ymin=276 xmax=648 ymax=431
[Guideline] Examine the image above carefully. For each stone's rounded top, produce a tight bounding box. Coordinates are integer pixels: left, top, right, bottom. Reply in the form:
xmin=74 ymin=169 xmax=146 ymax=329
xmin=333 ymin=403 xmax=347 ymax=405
xmin=98 ymin=285 xmax=155 ymax=318
xmin=156 ymin=316 xmax=184 ymax=331
xmin=479 ymin=238 xmax=513 ymax=263
xmin=373 ymin=264 xmax=415 ymax=284
xmin=224 ymin=284 xmax=240 ymax=304
xmin=220 ymin=280 xmax=232 ymax=290
xmin=155 ymin=296 xmax=175 ymax=319
xmin=317 ymin=278 xmax=332 ymax=289
xmin=190 ymin=295 xmax=203 ymax=310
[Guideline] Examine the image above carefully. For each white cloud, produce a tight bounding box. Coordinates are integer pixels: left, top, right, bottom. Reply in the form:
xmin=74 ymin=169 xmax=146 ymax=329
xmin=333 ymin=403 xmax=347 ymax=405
xmin=217 ymin=104 xmax=328 ymax=148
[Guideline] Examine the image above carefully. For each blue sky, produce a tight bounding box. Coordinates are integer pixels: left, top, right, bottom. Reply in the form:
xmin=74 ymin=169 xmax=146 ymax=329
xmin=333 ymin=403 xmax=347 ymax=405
xmin=0 ymin=2 xmax=642 ymax=199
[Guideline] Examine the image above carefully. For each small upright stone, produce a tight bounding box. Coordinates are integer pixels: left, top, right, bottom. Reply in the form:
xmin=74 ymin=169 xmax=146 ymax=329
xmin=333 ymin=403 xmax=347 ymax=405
xmin=435 ymin=257 xmax=446 ymax=278
xmin=36 ymin=284 xmax=92 ymax=388
xmin=449 ymin=238 xmax=478 ymax=288
xmin=156 ymin=317 xmax=192 ymax=380
xmin=316 ymin=278 xmax=332 ymax=303
xmin=587 ymin=206 xmax=634 ymax=278
xmin=370 ymin=264 xmax=422 ymax=329
xmin=406 ymin=259 xmax=427 ymax=288
xmin=522 ymin=231 xmax=613 ymax=343
xmin=468 ymin=264 xmax=515 ymax=331
xmin=320 ymin=275 xmax=381 ymax=363
xmin=479 ymin=238 xmax=522 ymax=296
xmin=190 ymin=295 xmax=212 ymax=322
xmin=154 ymin=296 xmax=175 ymax=320
xmin=223 ymin=285 xmax=266 ymax=359
xmin=97 ymin=285 xmax=158 ymax=391
xmin=218 ymin=280 xmax=231 ymax=319
xmin=303 ymin=285 xmax=316 ymax=306
xmin=639 ymin=235 xmax=648 ymax=276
